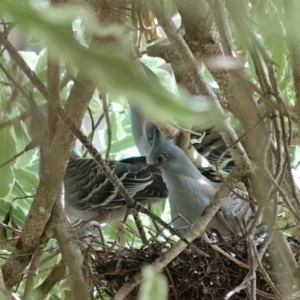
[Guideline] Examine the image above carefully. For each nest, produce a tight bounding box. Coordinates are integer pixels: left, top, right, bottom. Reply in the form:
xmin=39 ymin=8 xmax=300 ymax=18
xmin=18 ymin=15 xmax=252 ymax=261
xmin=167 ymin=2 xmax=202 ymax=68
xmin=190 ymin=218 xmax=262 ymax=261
xmin=85 ymin=232 xmax=300 ymax=300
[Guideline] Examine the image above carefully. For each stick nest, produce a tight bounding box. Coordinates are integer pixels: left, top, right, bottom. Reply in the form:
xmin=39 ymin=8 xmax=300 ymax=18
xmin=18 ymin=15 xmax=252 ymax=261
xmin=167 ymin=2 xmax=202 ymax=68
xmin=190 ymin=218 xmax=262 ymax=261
xmin=86 ymin=233 xmax=300 ymax=300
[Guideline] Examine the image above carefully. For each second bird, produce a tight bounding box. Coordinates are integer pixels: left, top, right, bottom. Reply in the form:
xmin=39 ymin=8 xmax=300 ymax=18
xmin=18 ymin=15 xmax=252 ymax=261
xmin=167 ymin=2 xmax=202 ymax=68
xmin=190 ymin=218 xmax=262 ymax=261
xmin=146 ymin=128 xmax=255 ymax=238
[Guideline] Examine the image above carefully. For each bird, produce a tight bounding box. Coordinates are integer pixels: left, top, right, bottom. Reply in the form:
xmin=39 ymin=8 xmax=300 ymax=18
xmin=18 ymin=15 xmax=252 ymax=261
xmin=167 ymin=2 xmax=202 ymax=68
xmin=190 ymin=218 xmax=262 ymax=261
xmin=145 ymin=127 xmax=254 ymax=238
xmin=64 ymin=153 xmax=168 ymax=222
xmin=128 ymin=62 xmax=236 ymax=172
xmin=26 ymin=96 xmax=169 ymax=223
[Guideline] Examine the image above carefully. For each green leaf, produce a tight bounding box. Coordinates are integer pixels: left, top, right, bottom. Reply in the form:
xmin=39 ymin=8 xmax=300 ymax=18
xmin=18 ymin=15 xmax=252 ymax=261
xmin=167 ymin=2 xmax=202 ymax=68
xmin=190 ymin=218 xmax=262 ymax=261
xmin=139 ymin=266 xmax=168 ymax=300
xmin=13 ymin=168 xmax=38 ymax=192
xmin=0 ymin=128 xmax=17 ymax=199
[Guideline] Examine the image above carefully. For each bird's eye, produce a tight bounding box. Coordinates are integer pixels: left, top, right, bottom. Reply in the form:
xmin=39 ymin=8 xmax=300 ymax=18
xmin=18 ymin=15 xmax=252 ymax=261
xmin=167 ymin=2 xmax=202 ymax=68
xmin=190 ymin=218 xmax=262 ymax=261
xmin=155 ymin=154 xmax=167 ymax=165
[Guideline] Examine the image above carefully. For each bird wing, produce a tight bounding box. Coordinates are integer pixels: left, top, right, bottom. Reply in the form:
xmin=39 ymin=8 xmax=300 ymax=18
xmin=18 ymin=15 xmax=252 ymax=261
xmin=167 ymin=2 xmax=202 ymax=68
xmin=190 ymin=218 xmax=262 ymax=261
xmin=64 ymin=155 xmax=167 ymax=213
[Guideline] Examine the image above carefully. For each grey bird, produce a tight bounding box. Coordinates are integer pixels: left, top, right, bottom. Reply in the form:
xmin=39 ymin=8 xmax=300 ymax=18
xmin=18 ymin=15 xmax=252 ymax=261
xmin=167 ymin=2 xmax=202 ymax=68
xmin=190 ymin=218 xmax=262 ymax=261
xmin=128 ymin=62 xmax=235 ymax=172
xmin=26 ymin=96 xmax=168 ymax=223
xmin=145 ymin=128 xmax=254 ymax=238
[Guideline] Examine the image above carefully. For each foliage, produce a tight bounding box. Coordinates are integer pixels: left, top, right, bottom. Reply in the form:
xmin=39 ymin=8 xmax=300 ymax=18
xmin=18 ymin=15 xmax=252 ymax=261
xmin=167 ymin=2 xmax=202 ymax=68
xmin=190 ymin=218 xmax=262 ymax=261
xmin=0 ymin=0 xmax=300 ymax=299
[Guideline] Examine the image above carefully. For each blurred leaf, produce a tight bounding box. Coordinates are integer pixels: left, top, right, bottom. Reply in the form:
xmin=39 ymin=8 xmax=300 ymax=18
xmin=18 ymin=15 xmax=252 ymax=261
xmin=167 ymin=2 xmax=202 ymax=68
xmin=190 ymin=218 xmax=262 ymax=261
xmin=139 ymin=265 xmax=168 ymax=300
xmin=34 ymin=48 xmax=48 ymax=74
xmin=2 ymin=0 xmax=218 ymax=126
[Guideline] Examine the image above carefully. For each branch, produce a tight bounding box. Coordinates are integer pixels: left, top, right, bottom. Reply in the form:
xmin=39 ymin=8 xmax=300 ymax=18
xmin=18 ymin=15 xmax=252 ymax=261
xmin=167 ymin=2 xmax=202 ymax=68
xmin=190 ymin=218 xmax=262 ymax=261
xmin=2 ymin=61 xmax=96 ymax=290
xmin=53 ymin=201 xmax=90 ymax=299
xmin=47 ymin=16 xmax=91 ymax=299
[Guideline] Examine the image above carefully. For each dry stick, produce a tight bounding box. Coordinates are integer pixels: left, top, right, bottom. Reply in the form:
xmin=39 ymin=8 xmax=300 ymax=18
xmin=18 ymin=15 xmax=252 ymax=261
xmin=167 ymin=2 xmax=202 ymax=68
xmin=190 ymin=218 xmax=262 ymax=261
xmin=102 ymin=94 xmax=112 ymax=160
xmin=136 ymin=205 xmax=209 ymax=257
xmin=54 ymin=201 xmax=90 ymax=300
xmin=202 ymin=232 xmax=249 ymax=269
xmin=87 ymin=106 xmax=95 ymax=139
xmin=247 ymin=236 xmax=257 ymax=300
xmin=224 ymin=275 xmax=252 ymax=300
xmin=113 ymin=170 xmax=241 ymax=300
xmin=83 ymin=110 xmax=105 ymax=157
xmin=82 ymin=107 xmax=96 ymax=157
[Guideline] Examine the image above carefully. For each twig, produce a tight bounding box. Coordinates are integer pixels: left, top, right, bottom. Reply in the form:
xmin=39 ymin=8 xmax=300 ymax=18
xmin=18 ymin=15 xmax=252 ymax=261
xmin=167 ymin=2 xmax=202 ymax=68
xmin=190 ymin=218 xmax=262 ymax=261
xmin=24 ymin=246 xmax=44 ymax=297
xmin=202 ymin=232 xmax=249 ymax=269
xmin=0 ymin=149 xmax=28 ymax=170
xmin=247 ymin=236 xmax=257 ymax=300
xmin=102 ymin=93 xmax=112 ymax=160
xmin=129 ymin=209 xmax=148 ymax=245
xmin=54 ymin=201 xmax=90 ymax=300
xmin=224 ymin=276 xmax=250 ymax=300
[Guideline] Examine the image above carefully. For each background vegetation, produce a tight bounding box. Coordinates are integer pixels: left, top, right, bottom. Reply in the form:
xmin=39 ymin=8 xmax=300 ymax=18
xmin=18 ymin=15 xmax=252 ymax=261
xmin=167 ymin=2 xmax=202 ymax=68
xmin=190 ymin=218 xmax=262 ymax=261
xmin=1 ymin=0 xmax=300 ymax=299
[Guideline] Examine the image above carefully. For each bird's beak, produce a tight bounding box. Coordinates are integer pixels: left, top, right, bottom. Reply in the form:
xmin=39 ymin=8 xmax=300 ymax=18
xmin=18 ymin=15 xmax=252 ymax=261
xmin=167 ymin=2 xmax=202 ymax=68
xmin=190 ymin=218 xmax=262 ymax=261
xmin=136 ymin=165 xmax=161 ymax=178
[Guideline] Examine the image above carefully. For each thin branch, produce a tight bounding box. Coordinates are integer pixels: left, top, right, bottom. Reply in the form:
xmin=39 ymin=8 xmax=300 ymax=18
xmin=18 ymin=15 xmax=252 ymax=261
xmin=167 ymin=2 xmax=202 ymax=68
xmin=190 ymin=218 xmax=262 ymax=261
xmin=202 ymin=232 xmax=249 ymax=269
xmin=24 ymin=246 xmax=44 ymax=297
xmin=102 ymin=93 xmax=112 ymax=160
xmin=54 ymin=201 xmax=90 ymax=300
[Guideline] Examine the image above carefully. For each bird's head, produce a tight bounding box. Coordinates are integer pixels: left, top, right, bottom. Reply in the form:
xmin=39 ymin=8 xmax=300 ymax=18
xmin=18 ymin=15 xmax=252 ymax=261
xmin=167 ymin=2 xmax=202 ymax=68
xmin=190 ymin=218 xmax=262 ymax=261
xmin=146 ymin=127 xmax=178 ymax=168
